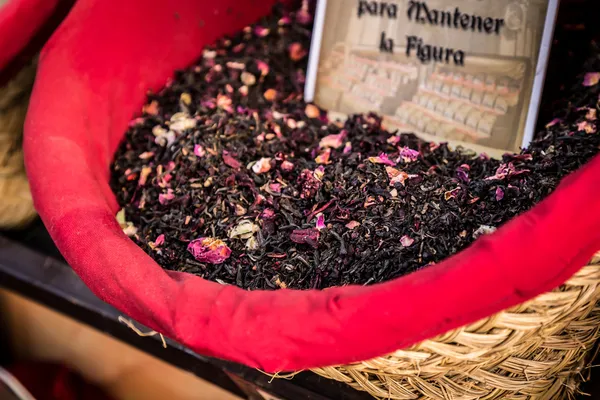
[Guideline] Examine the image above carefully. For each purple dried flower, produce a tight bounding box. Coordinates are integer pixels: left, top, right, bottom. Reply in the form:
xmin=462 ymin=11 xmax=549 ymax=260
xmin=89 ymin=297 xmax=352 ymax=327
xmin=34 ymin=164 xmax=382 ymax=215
xmin=495 ymin=187 xmax=505 ymax=201
xmin=187 ymin=237 xmax=231 ymax=264
xmin=456 ymin=166 xmax=469 ymax=182
xmin=290 ymin=228 xmax=320 ymax=248
xmin=158 ymin=189 xmax=175 ymax=205
xmin=398 ymin=146 xmax=420 ymax=163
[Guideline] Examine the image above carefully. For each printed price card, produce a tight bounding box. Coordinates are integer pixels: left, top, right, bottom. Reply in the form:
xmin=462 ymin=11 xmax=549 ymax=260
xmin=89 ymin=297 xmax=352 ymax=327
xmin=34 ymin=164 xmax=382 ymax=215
xmin=305 ymin=0 xmax=560 ymax=156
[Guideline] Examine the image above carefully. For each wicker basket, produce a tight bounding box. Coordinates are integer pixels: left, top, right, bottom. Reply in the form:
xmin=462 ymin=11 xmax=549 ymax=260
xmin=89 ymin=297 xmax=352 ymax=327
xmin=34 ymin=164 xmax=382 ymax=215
xmin=0 ymin=61 xmax=37 ymax=229
xmin=311 ymin=253 xmax=600 ymax=399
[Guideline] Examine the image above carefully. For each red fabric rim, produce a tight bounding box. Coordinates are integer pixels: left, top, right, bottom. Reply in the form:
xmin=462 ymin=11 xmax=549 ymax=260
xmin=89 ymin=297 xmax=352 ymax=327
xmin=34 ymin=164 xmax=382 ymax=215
xmin=10 ymin=0 xmax=600 ymax=372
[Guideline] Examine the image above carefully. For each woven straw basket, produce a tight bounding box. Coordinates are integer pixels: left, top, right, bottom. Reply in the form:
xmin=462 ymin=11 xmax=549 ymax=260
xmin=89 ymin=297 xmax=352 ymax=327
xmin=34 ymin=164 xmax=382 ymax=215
xmin=311 ymin=253 xmax=600 ymax=399
xmin=0 ymin=60 xmax=37 ymax=229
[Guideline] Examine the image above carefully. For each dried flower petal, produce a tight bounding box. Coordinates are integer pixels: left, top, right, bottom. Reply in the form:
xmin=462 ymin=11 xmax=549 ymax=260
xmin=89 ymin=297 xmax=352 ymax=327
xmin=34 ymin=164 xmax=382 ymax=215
xmin=261 ymin=208 xmax=275 ymax=219
xmin=385 ymin=166 xmax=409 ymax=186
xmin=281 ymin=160 xmax=294 ymax=171
xmin=290 ymin=228 xmax=320 ymax=248
xmin=495 ymin=187 xmax=505 ymax=201
xmin=123 ymin=224 xmax=137 ymax=237
xmin=252 ymin=157 xmax=272 ymax=174
xmin=346 ymin=221 xmax=360 ymax=230
xmin=139 ymin=152 xmax=154 ymax=160
xmin=256 ymin=60 xmax=270 ymax=76
xmin=577 ymin=120 xmax=597 ymax=134
xmin=169 ymin=113 xmax=197 ymax=132
xmin=138 ymin=166 xmax=152 ymax=186
xmin=142 ymin=100 xmax=159 ymax=115
xmin=158 ymin=188 xmax=175 ymax=205
xmin=315 ymin=213 xmax=326 ymax=231
xmin=187 ymin=237 xmax=231 ymax=264
xmin=583 ymin=72 xmax=600 ymax=87
xmin=217 ymin=94 xmax=232 ymax=110
xmin=194 ymin=144 xmax=205 ymax=157
xmin=343 ymin=141 xmax=352 ymax=154
xmin=253 ymin=26 xmax=270 ymax=37
xmin=456 ymin=165 xmax=469 ymax=182
xmin=241 ymin=71 xmax=256 ymax=86
xmin=305 ymin=104 xmax=320 ymax=119
xmin=545 ymin=118 xmax=562 ymax=128
xmin=154 ymin=234 xmax=165 ymax=246
xmin=587 ymin=108 xmax=597 ymax=121
xmin=368 ymin=153 xmax=396 ymax=166
xmin=264 ymin=89 xmax=277 ymax=101
xmin=398 ymin=146 xmax=420 ymax=163
xmin=319 ymin=130 xmax=347 ymax=149
xmin=400 ymin=235 xmax=414 ymax=247
xmin=288 ymin=42 xmax=307 ymax=61
xmin=387 ymin=135 xmax=401 ymax=145
xmin=315 ymin=148 xmax=332 ymax=164
xmin=229 ymin=220 xmax=260 ymax=239
xmin=313 ymin=166 xmax=325 ymax=180
xmin=473 ymin=225 xmax=497 ymax=239
xmin=444 ymin=187 xmax=460 ymax=201
xmin=223 ymin=151 xmax=242 ymax=169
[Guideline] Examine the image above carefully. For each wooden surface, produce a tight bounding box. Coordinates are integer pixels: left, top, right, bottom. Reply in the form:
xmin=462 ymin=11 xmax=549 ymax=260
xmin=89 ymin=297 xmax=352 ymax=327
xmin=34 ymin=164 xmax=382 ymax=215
xmin=0 ymin=288 xmax=240 ymax=400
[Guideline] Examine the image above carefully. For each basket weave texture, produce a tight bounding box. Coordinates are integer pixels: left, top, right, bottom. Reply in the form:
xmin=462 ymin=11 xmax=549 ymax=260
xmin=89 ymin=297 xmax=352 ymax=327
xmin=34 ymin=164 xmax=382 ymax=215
xmin=0 ymin=61 xmax=37 ymax=229
xmin=311 ymin=253 xmax=600 ymax=399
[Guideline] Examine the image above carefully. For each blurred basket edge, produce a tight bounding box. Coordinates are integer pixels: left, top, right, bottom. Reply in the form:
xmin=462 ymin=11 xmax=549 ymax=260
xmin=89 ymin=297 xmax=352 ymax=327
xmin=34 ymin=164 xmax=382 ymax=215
xmin=310 ymin=253 xmax=600 ymax=399
xmin=0 ymin=60 xmax=37 ymax=229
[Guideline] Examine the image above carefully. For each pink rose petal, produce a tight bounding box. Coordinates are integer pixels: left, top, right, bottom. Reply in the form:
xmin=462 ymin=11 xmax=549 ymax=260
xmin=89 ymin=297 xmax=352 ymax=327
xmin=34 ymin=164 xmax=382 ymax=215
xmin=583 ymin=72 xmax=600 ymax=87
xmin=577 ymin=120 xmax=597 ymax=134
xmin=315 ymin=148 xmax=332 ymax=165
xmin=154 ymin=234 xmax=165 ymax=246
xmin=253 ymin=26 xmax=270 ymax=37
xmin=368 ymin=153 xmax=396 ymax=166
xmin=495 ymin=187 xmax=505 ymax=201
xmin=345 ymin=221 xmax=360 ymax=230
xmin=252 ymin=157 xmax=272 ymax=174
xmin=288 ymin=42 xmax=307 ymax=61
xmin=545 ymin=118 xmax=562 ymax=128
xmin=281 ymin=160 xmax=294 ymax=171
xmin=315 ymin=213 xmax=326 ymax=231
xmin=319 ymin=130 xmax=347 ymax=149
xmin=256 ymin=60 xmax=270 ymax=77
xmin=158 ymin=189 xmax=175 ymax=205
xmin=187 ymin=237 xmax=231 ymax=264
xmin=385 ymin=166 xmax=409 ymax=186
xmin=400 ymin=235 xmax=414 ymax=247
xmin=387 ymin=135 xmax=401 ymax=145
xmin=343 ymin=142 xmax=352 ymax=154
xmin=194 ymin=145 xmax=206 ymax=157
xmin=398 ymin=146 xmax=420 ymax=163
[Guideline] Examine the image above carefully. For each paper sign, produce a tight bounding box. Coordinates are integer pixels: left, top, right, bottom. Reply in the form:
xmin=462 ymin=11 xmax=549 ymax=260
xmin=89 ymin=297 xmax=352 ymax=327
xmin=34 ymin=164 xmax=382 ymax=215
xmin=305 ymin=0 xmax=560 ymax=156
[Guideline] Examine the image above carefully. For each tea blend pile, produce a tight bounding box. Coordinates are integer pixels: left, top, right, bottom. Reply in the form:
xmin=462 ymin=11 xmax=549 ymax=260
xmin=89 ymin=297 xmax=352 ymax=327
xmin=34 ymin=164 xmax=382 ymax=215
xmin=111 ymin=4 xmax=600 ymax=290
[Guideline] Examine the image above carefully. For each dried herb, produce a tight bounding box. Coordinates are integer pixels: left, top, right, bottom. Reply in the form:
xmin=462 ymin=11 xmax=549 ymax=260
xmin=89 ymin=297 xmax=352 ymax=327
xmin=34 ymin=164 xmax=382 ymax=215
xmin=111 ymin=4 xmax=600 ymax=290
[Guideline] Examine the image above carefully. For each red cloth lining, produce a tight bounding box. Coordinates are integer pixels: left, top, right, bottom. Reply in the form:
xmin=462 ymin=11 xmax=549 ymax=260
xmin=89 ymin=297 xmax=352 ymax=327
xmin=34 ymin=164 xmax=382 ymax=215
xmin=5 ymin=0 xmax=600 ymax=372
